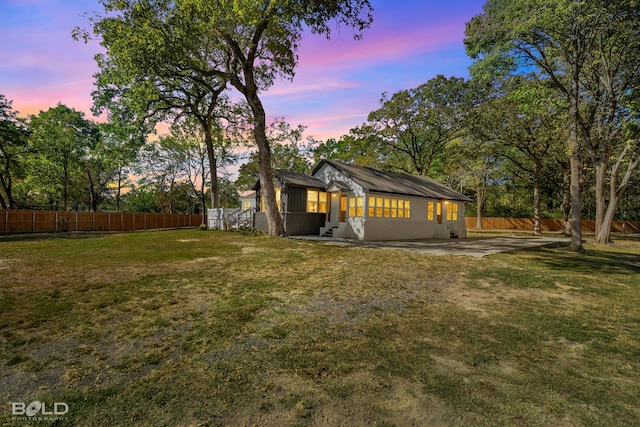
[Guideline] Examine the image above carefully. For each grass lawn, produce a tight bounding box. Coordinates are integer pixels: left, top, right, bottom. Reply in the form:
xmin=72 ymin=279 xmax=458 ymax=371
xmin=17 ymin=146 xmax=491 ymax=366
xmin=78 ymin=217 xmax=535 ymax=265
xmin=1 ymin=229 xmax=639 ymax=426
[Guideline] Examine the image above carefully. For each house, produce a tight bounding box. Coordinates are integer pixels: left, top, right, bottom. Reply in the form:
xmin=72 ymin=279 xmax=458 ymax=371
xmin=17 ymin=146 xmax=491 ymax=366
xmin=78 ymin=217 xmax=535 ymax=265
xmin=253 ymin=160 xmax=472 ymax=240
xmin=239 ymin=190 xmax=257 ymax=211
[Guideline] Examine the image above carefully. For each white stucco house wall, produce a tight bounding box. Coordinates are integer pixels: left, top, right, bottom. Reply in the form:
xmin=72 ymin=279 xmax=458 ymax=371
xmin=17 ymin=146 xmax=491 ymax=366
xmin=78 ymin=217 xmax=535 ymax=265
xmin=253 ymin=160 xmax=471 ymax=241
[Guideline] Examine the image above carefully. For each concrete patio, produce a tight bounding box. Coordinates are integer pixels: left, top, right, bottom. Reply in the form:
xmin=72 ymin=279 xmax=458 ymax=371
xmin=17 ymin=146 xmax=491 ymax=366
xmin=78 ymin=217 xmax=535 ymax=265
xmin=292 ymin=235 xmax=570 ymax=258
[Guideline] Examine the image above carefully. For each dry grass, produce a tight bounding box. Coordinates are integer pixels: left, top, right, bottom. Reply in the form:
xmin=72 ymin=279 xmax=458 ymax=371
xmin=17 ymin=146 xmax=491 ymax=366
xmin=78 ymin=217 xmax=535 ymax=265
xmin=1 ymin=230 xmax=639 ymax=426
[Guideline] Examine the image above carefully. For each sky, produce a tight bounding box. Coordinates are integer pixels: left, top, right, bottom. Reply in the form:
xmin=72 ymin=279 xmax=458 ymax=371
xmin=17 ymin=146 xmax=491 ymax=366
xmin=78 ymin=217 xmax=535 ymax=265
xmin=0 ymin=0 xmax=486 ymax=143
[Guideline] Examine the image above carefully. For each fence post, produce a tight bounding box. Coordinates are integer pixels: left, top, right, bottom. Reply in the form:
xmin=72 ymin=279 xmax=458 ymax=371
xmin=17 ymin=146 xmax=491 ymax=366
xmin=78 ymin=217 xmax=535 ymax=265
xmin=32 ymin=210 xmax=35 ymax=233
xmin=4 ymin=210 xmax=7 ymax=234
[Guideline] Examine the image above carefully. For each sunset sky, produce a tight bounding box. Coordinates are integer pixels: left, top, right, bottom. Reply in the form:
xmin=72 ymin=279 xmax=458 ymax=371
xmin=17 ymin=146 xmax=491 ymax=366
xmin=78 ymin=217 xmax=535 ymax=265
xmin=1 ymin=0 xmax=485 ymax=142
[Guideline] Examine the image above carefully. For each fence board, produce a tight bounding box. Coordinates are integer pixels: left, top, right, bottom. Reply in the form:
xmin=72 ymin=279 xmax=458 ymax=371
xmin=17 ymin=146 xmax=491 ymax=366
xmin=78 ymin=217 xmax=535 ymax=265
xmin=0 ymin=210 xmax=204 ymax=235
xmin=466 ymin=217 xmax=640 ymax=233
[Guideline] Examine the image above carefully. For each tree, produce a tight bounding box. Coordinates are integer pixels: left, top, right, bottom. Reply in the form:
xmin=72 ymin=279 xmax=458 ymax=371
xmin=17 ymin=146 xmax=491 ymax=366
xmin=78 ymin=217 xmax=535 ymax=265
xmin=98 ymin=121 xmax=145 ymax=212
xmin=81 ymin=0 xmax=373 ymax=236
xmin=27 ymin=104 xmax=98 ymax=211
xmin=465 ymin=0 xmax=640 ymax=249
xmin=236 ymin=119 xmax=312 ymax=190
xmin=490 ymin=77 xmax=567 ymax=235
xmin=76 ymin=0 xmax=233 ymax=209
xmin=444 ymin=138 xmax=499 ymax=229
xmin=312 ymin=133 xmax=382 ymax=167
xmin=161 ymin=119 xmax=237 ymax=223
xmin=365 ymin=75 xmax=467 ymax=175
xmin=0 ymin=93 xmax=29 ymax=209
xmin=192 ymin=0 xmax=373 ymax=235
xmin=465 ymin=0 xmax=586 ymax=250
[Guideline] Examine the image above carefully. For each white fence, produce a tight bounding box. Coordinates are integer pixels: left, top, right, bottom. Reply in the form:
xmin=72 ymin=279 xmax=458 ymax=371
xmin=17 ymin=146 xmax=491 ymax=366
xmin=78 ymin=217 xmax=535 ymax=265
xmin=207 ymin=208 xmax=254 ymax=230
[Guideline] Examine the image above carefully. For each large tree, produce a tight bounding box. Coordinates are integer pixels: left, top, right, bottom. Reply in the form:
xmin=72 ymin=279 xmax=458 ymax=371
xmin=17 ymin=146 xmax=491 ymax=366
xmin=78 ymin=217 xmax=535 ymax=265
xmin=80 ymin=0 xmax=373 ymax=236
xmin=28 ymin=104 xmax=98 ymax=211
xmin=198 ymin=0 xmax=373 ymax=235
xmin=491 ymin=77 xmax=567 ymax=235
xmin=0 ymin=93 xmax=29 ymax=209
xmin=76 ymin=0 xmax=232 ymax=209
xmin=465 ymin=0 xmax=640 ymax=249
xmin=365 ymin=75 xmax=467 ymax=175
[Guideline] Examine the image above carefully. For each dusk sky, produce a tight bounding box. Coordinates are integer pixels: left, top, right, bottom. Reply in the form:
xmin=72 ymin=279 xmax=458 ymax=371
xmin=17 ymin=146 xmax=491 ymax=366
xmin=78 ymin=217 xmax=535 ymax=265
xmin=1 ymin=0 xmax=486 ymax=142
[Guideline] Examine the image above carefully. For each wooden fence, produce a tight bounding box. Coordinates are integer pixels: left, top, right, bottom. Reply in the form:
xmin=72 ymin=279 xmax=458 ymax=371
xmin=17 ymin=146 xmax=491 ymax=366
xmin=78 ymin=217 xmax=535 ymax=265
xmin=0 ymin=210 xmax=204 ymax=234
xmin=465 ymin=217 xmax=640 ymax=233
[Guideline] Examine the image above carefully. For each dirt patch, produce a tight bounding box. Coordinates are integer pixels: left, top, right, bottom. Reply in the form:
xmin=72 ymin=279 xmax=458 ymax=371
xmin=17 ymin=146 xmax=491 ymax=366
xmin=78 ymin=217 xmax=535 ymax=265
xmin=222 ymin=373 xmax=453 ymax=427
xmin=182 ymin=256 xmax=223 ymax=265
xmin=443 ymin=279 xmax=579 ymax=317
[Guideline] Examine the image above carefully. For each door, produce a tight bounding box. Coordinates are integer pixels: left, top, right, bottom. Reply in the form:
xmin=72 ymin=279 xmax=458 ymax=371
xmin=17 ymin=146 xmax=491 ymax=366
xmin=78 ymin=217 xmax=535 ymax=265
xmin=437 ymin=202 xmax=443 ymax=224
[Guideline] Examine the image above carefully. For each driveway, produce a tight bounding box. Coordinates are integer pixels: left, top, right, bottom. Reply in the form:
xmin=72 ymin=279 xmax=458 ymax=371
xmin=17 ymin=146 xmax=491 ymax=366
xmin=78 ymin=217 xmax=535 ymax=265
xmin=294 ymin=235 xmax=570 ymax=257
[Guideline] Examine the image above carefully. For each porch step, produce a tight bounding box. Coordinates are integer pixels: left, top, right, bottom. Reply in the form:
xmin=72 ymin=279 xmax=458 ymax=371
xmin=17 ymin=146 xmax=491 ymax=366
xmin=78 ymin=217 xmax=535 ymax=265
xmin=322 ymin=226 xmax=337 ymax=237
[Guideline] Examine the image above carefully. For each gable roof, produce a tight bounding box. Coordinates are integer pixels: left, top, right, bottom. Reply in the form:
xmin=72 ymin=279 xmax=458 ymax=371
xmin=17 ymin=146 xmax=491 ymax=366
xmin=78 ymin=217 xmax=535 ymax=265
xmin=313 ymin=160 xmax=472 ymax=202
xmin=252 ymin=169 xmax=326 ymax=190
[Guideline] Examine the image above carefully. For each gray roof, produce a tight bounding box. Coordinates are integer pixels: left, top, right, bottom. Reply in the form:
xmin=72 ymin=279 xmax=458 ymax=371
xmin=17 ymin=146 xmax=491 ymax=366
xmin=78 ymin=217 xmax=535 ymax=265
xmin=314 ymin=160 xmax=472 ymax=202
xmin=252 ymin=170 xmax=326 ymax=190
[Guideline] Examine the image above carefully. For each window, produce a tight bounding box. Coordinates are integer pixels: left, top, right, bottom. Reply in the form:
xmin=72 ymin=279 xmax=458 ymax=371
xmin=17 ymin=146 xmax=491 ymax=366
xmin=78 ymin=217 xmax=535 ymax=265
xmin=349 ymin=197 xmax=363 ymax=217
xmin=428 ymin=202 xmax=435 ymax=221
xmin=242 ymin=200 xmax=252 ymax=210
xmin=307 ymin=190 xmax=328 ymax=213
xmin=367 ymin=196 xmax=411 ymax=219
xmin=319 ymin=192 xmax=328 ymax=213
xmin=446 ymin=202 xmax=459 ymax=221
xmin=260 ymin=188 xmax=281 ymax=211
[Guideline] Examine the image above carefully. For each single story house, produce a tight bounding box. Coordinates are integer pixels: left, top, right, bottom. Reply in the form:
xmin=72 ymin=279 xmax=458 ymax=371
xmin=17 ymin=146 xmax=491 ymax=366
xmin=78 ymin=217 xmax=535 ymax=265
xmin=253 ymin=160 xmax=472 ymax=240
xmin=239 ymin=190 xmax=257 ymax=211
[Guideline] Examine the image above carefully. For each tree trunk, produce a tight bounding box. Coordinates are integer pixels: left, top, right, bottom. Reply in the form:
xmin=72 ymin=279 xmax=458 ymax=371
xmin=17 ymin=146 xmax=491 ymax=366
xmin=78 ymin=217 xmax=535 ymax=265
xmin=475 ymin=184 xmax=483 ymax=230
xmin=567 ymin=53 xmax=583 ymax=250
xmin=595 ymin=150 xmax=640 ymax=244
xmin=204 ymin=124 xmax=219 ymax=209
xmin=562 ymin=169 xmax=572 ymax=236
xmin=86 ymin=167 xmax=97 ymax=212
xmin=1 ymin=157 xmax=14 ymax=208
xmin=533 ymin=168 xmax=542 ymax=236
xmin=597 ymin=195 xmax=618 ymax=244
xmin=245 ymin=94 xmax=285 ymax=236
xmin=116 ymin=169 xmax=123 ymax=213
xmin=593 ymin=160 xmax=607 ymax=239
xmin=63 ymin=163 xmax=69 ymax=211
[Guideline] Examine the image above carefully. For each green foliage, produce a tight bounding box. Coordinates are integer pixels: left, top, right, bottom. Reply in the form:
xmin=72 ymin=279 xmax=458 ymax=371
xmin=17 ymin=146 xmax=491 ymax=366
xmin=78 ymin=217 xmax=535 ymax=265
xmin=0 ymin=93 xmax=29 ymax=209
xmin=26 ymin=104 xmax=99 ymax=211
xmin=236 ymin=119 xmax=312 ymax=190
xmin=362 ymin=75 xmax=467 ymax=176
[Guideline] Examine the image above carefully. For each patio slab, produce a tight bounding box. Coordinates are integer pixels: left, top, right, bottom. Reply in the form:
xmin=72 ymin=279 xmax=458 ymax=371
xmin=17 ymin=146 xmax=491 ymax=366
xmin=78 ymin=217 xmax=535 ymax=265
xmin=292 ymin=235 xmax=570 ymax=258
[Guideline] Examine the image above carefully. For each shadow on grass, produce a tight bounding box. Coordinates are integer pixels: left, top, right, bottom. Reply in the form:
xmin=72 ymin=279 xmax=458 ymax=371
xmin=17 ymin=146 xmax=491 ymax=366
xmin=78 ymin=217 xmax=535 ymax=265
xmin=0 ymin=231 xmax=121 ymax=243
xmin=526 ymin=246 xmax=640 ymax=276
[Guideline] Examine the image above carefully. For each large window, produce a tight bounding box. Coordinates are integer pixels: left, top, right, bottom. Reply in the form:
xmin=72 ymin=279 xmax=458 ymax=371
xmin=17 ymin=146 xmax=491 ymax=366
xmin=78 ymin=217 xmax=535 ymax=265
xmin=368 ymin=196 xmax=411 ymax=219
xmin=446 ymin=202 xmax=459 ymax=221
xmin=349 ymin=196 xmax=363 ymax=217
xmin=307 ymin=190 xmax=328 ymax=213
xmin=260 ymin=188 xmax=281 ymax=211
